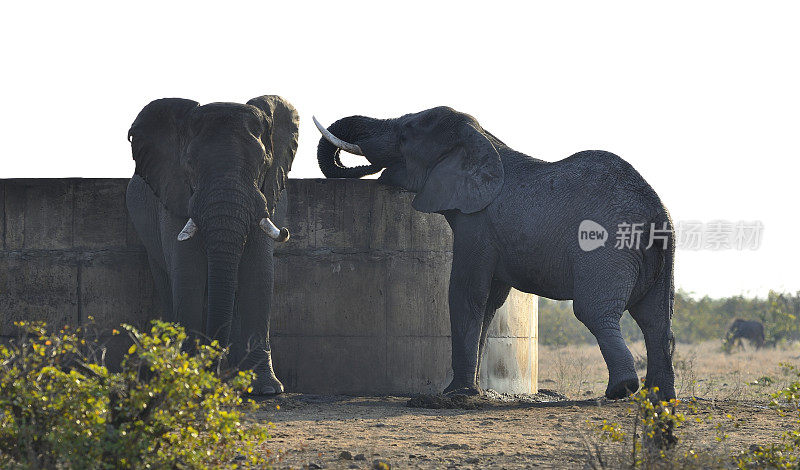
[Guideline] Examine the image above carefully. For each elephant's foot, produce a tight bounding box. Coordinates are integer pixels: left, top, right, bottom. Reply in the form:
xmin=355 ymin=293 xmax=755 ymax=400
xmin=605 ymin=376 xmax=640 ymax=400
xmin=250 ymin=372 xmax=284 ymax=396
xmin=443 ymin=379 xmax=481 ymax=397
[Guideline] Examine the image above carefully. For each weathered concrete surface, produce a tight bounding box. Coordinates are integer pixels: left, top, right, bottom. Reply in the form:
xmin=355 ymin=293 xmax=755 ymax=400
xmin=0 ymin=179 xmax=158 ymax=338
xmin=0 ymin=178 xmax=537 ymax=395
xmin=271 ymin=179 xmax=538 ymax=395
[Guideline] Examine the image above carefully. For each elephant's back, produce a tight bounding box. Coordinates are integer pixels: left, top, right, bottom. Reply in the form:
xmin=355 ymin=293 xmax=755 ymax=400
xmin=490 ymin=150 xmax=669 ymax=297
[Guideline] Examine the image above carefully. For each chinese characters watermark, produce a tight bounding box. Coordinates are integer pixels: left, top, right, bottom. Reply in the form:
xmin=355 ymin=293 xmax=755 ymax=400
xmin=578 ymin=220 xmax=763 ymax=252
xmin=675 ymin=220 xmax=763 ymax=251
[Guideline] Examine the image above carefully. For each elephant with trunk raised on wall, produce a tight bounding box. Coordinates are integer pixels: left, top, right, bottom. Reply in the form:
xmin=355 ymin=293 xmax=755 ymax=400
xmin=126 ymin=95 xmax=298 ymax=395
xmin=315 ymin=107 xmax=677 ymax=400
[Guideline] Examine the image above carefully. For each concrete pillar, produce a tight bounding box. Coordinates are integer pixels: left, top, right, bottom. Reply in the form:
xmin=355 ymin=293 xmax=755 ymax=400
xmin=272 ymin=179 xmax=538 ymax=395
xmin=479 ymin=290 xmax=539 ymax=394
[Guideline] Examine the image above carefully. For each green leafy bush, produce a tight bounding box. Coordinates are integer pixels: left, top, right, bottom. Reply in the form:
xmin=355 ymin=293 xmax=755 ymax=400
xmin=0 ymin=320 xmax=271 ymax=469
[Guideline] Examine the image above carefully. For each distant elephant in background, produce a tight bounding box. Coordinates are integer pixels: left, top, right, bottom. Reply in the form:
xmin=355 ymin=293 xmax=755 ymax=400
xmin=726 ymin=319 xmax=765 ymax=349
xmin=315 ymin=107 xmax=676 ymax=399
xmin=126 ymin=95 xmax=298 ymax=395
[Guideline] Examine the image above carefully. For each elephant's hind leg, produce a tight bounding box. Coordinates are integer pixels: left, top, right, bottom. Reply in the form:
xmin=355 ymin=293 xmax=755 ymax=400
xmin=573 ymin=267 xmax=640 ymax=400
xmin=629 ymin=271 xmax=676 ymax=400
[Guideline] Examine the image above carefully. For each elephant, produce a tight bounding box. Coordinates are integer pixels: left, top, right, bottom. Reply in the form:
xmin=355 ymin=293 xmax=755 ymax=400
xmin=126 ymin=95 xmax=298 ymax=395
xmin=314 ymin=107 xmax=676 ymax=399
xmin=726 ymin=319 xmax=765 ymax=349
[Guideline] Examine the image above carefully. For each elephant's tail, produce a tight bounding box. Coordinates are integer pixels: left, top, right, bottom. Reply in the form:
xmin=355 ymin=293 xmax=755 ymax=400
xmin=660 ymin=215 xmax=675 ymax=320
xmin=641 ymin=209 xmax=675 ymax=315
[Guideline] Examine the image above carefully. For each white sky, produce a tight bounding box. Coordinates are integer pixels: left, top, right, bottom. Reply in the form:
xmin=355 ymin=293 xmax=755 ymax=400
xmin=1 ymin=1 xmax=798 ymax=298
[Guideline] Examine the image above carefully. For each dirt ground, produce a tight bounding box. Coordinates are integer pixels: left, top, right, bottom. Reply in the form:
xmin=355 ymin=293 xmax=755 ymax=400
xmin=251 ymin=342 xmax=800 ymax=469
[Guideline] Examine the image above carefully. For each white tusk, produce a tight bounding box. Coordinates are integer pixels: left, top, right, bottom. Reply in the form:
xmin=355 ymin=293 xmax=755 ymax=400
xmin=312 ymin=116 xmax=364 ymax=156
xmin=177 ymin=218 xmax=197 ymax=241
xmin=260 ymin=217 xmax=290 ymax=242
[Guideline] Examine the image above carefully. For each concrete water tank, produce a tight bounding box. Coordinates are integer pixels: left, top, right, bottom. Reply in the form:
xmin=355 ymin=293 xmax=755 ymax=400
xmin=0 ymin=178 xmax=537 ymax=395
xmin=271 ymin=179 xmax=538 ymax=395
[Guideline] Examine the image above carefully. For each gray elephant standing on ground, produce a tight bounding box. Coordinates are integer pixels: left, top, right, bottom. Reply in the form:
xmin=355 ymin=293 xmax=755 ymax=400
xmin=315 ymin=107 xmax=676 ymax=399
xmin=726 ymin=319 xmax=765 ymax=350
xmin=126 ymin=95 xmax=298 ymax=395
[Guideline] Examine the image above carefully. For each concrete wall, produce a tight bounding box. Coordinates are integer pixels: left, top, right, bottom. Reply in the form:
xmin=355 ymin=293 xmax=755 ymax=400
xmin=0 ymin=178 xmax=537 ymax=395
xmin=0 ymin=179 xmax=159 ymax=339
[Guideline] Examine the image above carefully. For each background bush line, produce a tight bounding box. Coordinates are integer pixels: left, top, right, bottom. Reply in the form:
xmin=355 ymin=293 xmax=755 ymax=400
xmin=539 ymin=290 xmax=800 ymax=346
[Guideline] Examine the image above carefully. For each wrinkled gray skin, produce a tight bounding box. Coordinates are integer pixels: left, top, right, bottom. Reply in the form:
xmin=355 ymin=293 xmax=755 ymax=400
xmin=726 ymin=319 xmax=765 ymax=349
xmin=126 ymin=95 xmax=298 ymax=395
xmin=317 ymin=107 xmax=676 ymax=399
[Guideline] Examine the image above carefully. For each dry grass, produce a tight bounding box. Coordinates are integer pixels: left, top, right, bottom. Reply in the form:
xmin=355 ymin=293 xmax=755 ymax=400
xmin=252 ymin=341 xmax=800 ymax=468
xmin=539 ymin=340 xmax=800 ymax=402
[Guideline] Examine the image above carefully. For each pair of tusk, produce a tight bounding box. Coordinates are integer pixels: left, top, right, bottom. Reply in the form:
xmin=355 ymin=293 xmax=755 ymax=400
xmin=177 ymin=217 xmax=290 ymax=243
xmin=312 ymin=116 xmax=364 ymax=156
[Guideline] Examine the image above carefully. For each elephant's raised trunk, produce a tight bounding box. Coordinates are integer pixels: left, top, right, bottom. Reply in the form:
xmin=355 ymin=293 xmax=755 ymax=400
xmin=316 ymin=116 xmax=384 ymax=178
xmin=313 ymin=116 xmax=363 ymax=155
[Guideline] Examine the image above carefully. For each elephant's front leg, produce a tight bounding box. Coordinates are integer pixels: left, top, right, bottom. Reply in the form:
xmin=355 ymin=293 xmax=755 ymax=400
xmin=443 ymin=233 xmax=497 ymax=396
xmin=232 ymin=229 xmax=284 ymax=395
xmin=165 ymin=216 xmax=208 ymax=342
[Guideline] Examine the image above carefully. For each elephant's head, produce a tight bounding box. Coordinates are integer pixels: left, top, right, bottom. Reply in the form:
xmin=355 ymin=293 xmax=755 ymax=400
xmin=315 ymin=106 xmax=504 ymax=214
xmin=128 ymin=95 xmax=298 ymax=344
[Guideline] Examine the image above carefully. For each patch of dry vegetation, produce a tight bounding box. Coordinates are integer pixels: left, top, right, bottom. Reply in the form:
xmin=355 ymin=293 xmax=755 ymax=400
xmin=539 ymin=340 xmax=800 ymax=402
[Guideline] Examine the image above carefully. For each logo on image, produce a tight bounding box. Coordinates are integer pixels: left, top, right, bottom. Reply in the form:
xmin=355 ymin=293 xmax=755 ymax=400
xmin=578 ymin=220 xmax=608 ymax=251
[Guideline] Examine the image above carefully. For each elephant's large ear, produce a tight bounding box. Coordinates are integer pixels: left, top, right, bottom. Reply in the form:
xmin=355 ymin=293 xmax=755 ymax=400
xmin=411 ymin=124 xmax=504 ymax=214
xmin=128 ymin=98 xmax=199 ymax=217
xmin=247 ymin=95 xmax=299 ymax=217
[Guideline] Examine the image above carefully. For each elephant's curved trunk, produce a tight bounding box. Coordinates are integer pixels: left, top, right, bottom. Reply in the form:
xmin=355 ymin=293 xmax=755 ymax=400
xmin=316 ymin=116 xmax=384 ymax=178
xmin=313 ymin=116 xmax=364 ymax=155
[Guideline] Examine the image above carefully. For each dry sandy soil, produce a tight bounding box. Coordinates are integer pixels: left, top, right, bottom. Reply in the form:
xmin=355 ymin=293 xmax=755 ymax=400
xmin=251 ymin=342 xmax=800 ymax=469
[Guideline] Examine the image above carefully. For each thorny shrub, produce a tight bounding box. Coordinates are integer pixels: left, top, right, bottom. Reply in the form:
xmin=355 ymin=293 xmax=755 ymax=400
xmin=588 ymin=387 xmax=690 ymax=468
xmin=587 ymin=366 xmax=800 ymax=469
xmin=0 ymin=320 xmax=272 ymax=469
